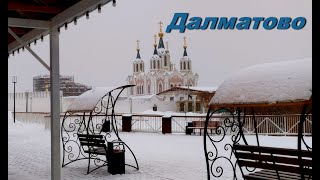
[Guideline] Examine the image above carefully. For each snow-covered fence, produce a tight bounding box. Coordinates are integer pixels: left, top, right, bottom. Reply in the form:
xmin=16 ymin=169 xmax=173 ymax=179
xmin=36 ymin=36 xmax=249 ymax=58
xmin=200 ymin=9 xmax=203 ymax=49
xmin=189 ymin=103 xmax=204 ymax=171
xmin=131 ymin=115 xmax=162 ymax=132
xmin=242 ymin=114 xmax=312 ymax=136
xmin=40 ymin=113 xmax=312 ymax=135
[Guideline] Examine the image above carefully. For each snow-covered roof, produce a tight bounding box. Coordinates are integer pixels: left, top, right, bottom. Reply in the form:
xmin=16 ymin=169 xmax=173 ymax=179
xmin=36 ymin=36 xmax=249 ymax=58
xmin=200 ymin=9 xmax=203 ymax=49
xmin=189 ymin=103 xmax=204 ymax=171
xmin=158 ymin=86 xmax=217 ymax=95
xmin=127 ymin=94 xmax=164 ymax=100
xmin=180 ymin=86 xmax=217 ymax=93
xmin=67 ymin=85 xmax=134 ymax=112
xmin=209 ymin=58 xmax=312 ymax=107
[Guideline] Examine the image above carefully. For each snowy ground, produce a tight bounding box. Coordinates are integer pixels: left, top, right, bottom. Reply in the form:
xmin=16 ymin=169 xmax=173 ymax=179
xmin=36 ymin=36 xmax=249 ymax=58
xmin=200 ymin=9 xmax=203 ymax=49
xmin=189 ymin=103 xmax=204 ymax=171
xmin=8 ymin=112 xmax=311 ymax=180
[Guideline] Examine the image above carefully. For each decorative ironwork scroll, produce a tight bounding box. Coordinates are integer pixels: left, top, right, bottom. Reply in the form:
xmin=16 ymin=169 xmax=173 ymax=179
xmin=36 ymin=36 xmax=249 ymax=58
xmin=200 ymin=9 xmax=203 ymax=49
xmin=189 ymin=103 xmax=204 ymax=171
xmin=61 ymin=85 xmax=139 ymax=174
xmin=203 ymin=105 xmax=312 ymax=180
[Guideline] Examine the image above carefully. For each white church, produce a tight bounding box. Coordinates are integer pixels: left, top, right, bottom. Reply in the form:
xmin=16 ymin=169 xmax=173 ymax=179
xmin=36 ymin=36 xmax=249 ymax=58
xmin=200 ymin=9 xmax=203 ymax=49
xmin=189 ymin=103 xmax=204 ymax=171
xmin=126 ymin=22 xmax=199 ymax=96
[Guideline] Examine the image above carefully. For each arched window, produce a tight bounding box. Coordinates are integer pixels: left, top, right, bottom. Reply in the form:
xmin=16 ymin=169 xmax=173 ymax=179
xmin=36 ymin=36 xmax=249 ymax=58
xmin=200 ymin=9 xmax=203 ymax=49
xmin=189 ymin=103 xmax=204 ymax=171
xmin=147 ymin=84 xmax=151 ymax=94
xmin=184 ymin=61 xmax=186 ymax=70
xmin=140 ymin=63 xmax=143 ymax=72
xmin=150 ymin=62 xmax=152 ymax=69
xmin=157 ymin=60 xmax=160 ymax=69
xmin=187 ymin=61 xmax=190 ymax=70
xmin=164 ymin=56 xmax=167 ymax=66
xmin=158 ymin=83 xmax=162 ymax=93
xmin=171 ymin=84 xmax=173 ymax=88
xmin=180 ymin=62 xmax=182 ymax=70
xmin=142 ymin=85 xmax=144 ymax=94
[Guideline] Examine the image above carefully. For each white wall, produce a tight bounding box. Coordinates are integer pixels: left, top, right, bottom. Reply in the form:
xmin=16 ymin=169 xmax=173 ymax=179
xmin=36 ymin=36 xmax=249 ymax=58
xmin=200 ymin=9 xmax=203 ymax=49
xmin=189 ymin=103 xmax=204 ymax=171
xmin=8 ymin=92 xmax=176 ymax=113
xmin=114 ymin=97 xmax=176 ymax=114
xmin=8 ymin=91 xmax=64 ymax=112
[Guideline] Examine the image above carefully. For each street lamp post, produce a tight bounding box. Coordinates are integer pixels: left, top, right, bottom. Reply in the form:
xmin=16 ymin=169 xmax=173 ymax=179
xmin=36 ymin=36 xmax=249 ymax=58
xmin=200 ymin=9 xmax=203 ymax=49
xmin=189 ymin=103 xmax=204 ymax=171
xmin=25 ymin=90 xmax=29 ymax=112
xmin=12 ymin=76 xmax=17 ymax=123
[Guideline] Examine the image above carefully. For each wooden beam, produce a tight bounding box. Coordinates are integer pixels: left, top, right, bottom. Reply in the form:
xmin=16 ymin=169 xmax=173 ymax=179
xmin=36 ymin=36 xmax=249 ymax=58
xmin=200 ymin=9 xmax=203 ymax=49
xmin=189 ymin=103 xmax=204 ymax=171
xmin=8 ymin=2 xmax=61 ymax=14
xmin=8 ymin=18 xmax=50 ymax=29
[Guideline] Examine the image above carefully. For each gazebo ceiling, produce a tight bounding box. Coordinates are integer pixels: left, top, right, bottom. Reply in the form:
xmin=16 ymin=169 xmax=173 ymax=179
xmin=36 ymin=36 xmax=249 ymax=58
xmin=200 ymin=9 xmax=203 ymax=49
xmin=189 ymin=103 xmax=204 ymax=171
xmin=8 ymin=0 xmax=79 ymax=44
xmin=8 ymin=0 xmax=114 ymax=54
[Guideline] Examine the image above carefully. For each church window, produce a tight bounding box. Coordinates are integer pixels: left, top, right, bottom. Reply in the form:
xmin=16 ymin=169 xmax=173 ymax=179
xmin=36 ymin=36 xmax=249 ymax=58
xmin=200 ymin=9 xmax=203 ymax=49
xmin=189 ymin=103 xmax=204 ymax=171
xmin=170 ymin=84 xmax=173 ymax=88
xmin=184 ymin=62 xmax=186 ymax=70
xmin=158 ymin=83 xmax=162 ymax=93
xmin=180 ymin=62 xmax=182 ymax=70
xmin=157 ymin=60 xmax=160 ymax=69
xmin=153 ymin=61 xmax=156 ymax=69
xmin=140 ymin=64 xmax=143 ymax=72
xmin=142 ymin=85 xmax=144 ymax=94
xmin=187 ymin=61 xmax=190 ymax=70
xmin=164 ymin=56 xmax=167 ymax=66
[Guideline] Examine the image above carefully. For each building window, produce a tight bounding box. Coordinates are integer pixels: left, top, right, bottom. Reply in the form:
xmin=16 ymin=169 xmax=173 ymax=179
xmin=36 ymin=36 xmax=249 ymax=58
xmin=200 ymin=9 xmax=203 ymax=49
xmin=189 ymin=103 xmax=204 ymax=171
xmin=187 ymin=61 xmax=190 ymax=70
xmin=180 ymin=62 xmax=182 ymax=70
xmin=157 ymin=60 xmax=160 ymax=69
xmin=170 ymin=97 xmax=174 ymax=101
xmin=140 ymin=63 xmax=143 ymax=72
xmin=188 ymin=102 xmax=193 ymax=112
xmin=158 ymin=83 xmax=162 ymax=93
xmin=164 ymin=56 xmax=167 ymax=66
xmin=196 ymin=103 xmax=201 ymax=112
xmin=180 ymin=103 xmax=185 ymax=112
xmin=180 ymin=97 xmax=184 ymax=101
xmin=184 ymin=62 xmax=186 ymax=70
xmin=153 ymin=61 xmax=156 ymax=69
xmin=171 ymin=84 xmax=173 ymax=88
xmin=142 ymin=85 xmax=144 ymax=94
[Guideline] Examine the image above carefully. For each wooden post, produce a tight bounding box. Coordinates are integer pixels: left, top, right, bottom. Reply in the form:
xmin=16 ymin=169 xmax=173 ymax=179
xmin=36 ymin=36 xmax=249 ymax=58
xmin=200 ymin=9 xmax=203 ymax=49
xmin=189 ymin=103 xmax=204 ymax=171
xmin=122 ymin=114 xmax=132 ymax=132
xmin=162 ymin=115 xmax=172 ymax=134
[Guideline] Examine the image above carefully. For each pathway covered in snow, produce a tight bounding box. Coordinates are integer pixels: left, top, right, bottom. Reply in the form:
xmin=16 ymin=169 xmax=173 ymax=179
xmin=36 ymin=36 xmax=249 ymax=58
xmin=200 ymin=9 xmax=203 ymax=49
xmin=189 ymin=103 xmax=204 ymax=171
xmin=8 ymin=112 xmax=311 ymax=180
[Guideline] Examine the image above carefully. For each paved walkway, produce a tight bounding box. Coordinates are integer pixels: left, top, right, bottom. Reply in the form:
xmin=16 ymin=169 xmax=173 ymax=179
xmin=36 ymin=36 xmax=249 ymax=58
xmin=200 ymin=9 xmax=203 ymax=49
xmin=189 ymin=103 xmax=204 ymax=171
xmin=8 ymin=120 xmax=208 ymax=180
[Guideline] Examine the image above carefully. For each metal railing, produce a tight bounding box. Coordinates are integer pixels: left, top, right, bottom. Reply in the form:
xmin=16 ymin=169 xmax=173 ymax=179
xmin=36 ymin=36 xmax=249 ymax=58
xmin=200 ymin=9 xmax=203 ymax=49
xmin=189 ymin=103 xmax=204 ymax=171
xmin=43 ymin=113 xmax=312 ymax=136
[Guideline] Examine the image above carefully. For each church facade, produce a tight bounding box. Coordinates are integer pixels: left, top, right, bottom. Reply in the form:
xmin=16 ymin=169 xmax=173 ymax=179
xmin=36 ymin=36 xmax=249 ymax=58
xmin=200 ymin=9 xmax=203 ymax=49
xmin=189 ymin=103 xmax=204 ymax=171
xmin=126 ymin=22 xmax=199 ymax=96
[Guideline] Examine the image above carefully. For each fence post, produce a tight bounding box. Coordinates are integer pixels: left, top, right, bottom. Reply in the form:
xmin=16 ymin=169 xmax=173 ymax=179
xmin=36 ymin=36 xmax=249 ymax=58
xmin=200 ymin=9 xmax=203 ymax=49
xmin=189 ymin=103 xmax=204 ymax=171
xmin=162 ymin=115 xmax=172 ymax=134
xmin=122 ymin=114 xmax=132 ymax=132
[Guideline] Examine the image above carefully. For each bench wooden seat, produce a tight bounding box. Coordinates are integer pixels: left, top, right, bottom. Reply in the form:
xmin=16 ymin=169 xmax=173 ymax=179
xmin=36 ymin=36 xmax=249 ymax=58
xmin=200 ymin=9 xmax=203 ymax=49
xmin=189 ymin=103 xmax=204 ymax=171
xmin=186 ymin=120 xmax=220 ymax=135
xmin=234 ymin=144 xmax=312 ymax=180
xmin=78 ymin=133 xmax=108 ymax=174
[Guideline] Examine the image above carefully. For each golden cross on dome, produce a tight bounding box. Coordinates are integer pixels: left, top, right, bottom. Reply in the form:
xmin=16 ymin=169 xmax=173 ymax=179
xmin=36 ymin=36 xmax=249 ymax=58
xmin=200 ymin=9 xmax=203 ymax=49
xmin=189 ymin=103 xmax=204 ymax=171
xmin=136 ymin=40 xmax=140 ymax=50
xmin=159 ymin=21 xmax=163 ymax=32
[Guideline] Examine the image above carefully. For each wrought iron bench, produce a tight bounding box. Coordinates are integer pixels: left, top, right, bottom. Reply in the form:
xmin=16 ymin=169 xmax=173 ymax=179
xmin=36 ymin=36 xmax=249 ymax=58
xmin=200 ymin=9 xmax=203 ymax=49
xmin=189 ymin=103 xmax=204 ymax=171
xmin=78 ymin=133 xmax=125 ymax=175
xmin=233 ymin=144 xmax=312 ymax=180
xmin=61 ymin=85 xmax=139 ymax=175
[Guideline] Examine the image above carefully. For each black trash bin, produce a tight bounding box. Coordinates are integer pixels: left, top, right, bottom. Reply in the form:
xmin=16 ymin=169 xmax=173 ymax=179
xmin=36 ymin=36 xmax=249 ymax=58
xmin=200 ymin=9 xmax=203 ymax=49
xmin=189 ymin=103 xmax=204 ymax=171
xmin=185 ymin=122 xmax=194 ymax=135
xmin=108 ymin=141 xmax=125 ymax=175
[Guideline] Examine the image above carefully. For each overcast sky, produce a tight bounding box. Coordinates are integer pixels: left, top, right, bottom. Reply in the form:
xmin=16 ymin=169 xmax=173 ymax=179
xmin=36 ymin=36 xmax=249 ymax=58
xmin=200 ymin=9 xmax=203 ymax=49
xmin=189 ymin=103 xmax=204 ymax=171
xmin=8 ymin=0 xmax=311 ymax=93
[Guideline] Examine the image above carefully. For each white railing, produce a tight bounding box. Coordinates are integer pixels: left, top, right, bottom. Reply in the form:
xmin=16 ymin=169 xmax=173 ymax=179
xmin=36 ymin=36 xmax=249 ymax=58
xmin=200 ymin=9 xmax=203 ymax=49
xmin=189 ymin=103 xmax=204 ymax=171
xmin=24 ymin=112 xmax=311 ymax=136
